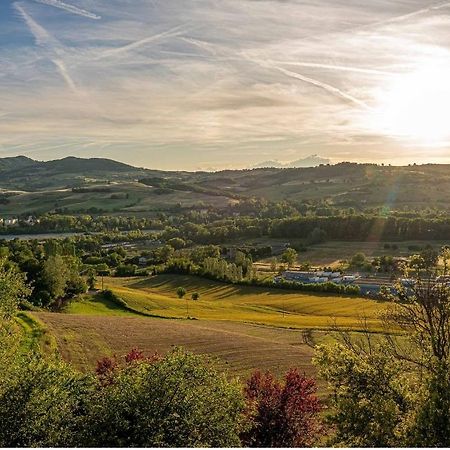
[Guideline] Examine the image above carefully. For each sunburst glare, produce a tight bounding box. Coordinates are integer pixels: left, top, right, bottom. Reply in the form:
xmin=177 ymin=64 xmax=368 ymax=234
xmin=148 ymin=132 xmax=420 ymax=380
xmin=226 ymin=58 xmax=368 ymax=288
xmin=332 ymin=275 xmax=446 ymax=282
xmin=369 ymin=63 xmax=450 ymax=146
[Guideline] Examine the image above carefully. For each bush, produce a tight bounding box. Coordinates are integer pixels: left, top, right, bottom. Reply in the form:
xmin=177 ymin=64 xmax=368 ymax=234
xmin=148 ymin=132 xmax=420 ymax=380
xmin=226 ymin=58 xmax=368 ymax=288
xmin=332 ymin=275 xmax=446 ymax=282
xmin=0 ymin=356 xmax=93 ymax=447
xmin=115 ymin=264 xmax=138 ymax=277
xmin=86 ymin=349 xmax=246 ymax=447
xmin=242 ymin=369 xmax=321 ymax=447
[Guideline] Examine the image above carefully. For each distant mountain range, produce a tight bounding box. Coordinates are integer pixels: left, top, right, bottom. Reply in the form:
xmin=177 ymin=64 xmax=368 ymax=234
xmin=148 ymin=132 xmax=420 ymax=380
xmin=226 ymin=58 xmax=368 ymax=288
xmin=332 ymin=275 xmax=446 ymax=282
xmin=253 ymin=155 xmax=331 ymax=169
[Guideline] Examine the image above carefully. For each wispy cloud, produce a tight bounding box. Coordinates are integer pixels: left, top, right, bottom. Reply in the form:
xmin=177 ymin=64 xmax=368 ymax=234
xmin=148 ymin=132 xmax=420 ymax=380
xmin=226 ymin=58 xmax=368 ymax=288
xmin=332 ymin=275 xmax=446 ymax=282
xmin=13 ymin=2 xmax=80 ymax=94
xmin=2 ymin=0 xmax=450 ymax=168
xmin=274 ymin=66 xmax=370 ymax=109
xmin=276 ymin=62 xmax=392 ymax=77
xmin=97 ymin=25 xmax=190 ymax=59
xmin=31 ymin=0 xmax=101 ymax=20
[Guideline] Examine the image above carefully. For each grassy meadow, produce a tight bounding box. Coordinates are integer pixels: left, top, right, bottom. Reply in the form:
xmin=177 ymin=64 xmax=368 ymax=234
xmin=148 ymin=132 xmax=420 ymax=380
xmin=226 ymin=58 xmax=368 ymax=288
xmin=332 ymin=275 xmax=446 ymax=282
xmin=32 ymin=274 xmax=388 ymax=375
xmin=87 ymin=274 xmax=385 ymax=330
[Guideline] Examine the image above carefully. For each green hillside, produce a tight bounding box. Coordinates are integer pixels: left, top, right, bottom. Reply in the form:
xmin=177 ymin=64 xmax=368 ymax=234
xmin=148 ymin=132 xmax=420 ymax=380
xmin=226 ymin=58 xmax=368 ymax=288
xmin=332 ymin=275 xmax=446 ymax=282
xmin=2 ymin=157 xmax=450 ymax=214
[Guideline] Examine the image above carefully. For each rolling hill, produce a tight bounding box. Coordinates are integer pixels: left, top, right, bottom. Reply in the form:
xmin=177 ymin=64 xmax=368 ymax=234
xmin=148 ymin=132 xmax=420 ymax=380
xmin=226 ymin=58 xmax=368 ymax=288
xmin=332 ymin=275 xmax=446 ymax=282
xmin=2 ymin=156 xmax=450 ymax=214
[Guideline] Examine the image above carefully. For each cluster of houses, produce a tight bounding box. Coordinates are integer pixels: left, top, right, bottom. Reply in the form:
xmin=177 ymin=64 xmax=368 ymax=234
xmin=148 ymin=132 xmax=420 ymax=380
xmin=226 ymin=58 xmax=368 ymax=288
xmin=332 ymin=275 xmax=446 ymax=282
xmin=276 ymin=270 xmax=357 ymax=284
xmin=0 ymin=216 xmax=40 ymax=227
xmin=275 ymin=270 xmax=396 ymax=295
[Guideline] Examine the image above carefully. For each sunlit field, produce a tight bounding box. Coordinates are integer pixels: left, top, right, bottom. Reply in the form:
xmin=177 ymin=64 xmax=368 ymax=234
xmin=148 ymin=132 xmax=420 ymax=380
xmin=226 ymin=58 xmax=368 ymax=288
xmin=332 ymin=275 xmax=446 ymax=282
xmin=77 ymin=274 xmax=385 ymax=330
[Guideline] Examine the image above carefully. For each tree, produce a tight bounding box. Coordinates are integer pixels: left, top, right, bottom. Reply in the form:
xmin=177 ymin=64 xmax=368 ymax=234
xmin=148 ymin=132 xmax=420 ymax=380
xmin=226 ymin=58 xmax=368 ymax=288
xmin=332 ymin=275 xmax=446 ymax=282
xmin=281 ymin=248 xmax=297 ymax=268
xmin=350 ymin=252 xmax=366 ymax=267
xmin=86 ymin=268 xmax=96 ymax=290
xmin=86 ymin=349 xmax=246 ymax=447
xmin=0 ymin=258 xmax=32 ymax=372
xmin=176 ymin=287 xmax=186 ymax=299
xmin=191 ymin=292 xmax=200 ymax=301
xmin=314 ymin=248 xmax=450 ymax=447
xmin=242 ymin=369 xmax=321 ymax=447
xmin=269 ymin=257 xmax=277 ymax=272
xmin=41 ymin=255 xmax=69 ymax=302
xmin=0 ymin=258 xmax=31 ymax=323
xmin=0 ymin=357 xmax=94 ymax=448
xmin=307 ymin=227 xmax=327 ymax=245
xmin=167 ymin=237 xmax=186 ymax=250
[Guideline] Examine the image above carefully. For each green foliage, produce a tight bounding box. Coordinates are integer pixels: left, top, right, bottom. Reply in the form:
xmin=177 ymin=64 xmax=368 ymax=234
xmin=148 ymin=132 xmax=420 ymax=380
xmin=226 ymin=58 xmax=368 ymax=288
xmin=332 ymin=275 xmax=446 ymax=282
xmin=167 ymin=237 xmax=186 ymax=249
xmin=314 ymin=342 xmax=415 ymax=447
xmin=86 ymin=349 xmax=246 ymax=447
xmin=0 ymin=356 xmax=94 ymax=448
xmin=350 ymin=252 xmax=366 ymax=267
xmin=176 ymin=286 xmax=186 ymax=298
xmin=115 ymin=263 xmax=138 ymax=277
xmin=314 ymin=248 xmax=450 ymax=447
xmin=0 ymin=258 xmax=31 ymax=322
xmin=281 ymin=248 xmax=297 ymax=267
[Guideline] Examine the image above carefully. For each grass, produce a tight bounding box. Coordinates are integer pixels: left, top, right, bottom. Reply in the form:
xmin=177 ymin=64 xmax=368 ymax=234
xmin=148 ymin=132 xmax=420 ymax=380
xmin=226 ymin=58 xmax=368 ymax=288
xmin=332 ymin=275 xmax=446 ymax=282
xmin=16 ymin=312 xmax=58 ymax=356
xmin=34 ymin=274 xmax=388 ymax=377
xmin=65 ymin=292 xmax=137 ymax=316
xmin=298 ymin=240 xmax=450 ymax=265
xmin=100 ymin=274 xmax=386 ymax=331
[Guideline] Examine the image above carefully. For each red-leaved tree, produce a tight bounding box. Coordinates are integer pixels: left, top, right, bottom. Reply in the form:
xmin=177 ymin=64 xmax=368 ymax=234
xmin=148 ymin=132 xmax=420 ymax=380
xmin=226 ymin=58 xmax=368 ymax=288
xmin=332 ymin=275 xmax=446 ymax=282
xmin=96 ymin=349 xmax=161 ymax=386
xmin=242 ymin=368 xmax=321 ymax=447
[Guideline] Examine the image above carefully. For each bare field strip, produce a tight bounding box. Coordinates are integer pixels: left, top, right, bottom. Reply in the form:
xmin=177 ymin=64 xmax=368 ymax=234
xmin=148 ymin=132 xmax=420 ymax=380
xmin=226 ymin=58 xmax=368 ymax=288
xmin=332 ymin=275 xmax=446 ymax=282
xmin=35 ymin=313 xmax=316 ymax=378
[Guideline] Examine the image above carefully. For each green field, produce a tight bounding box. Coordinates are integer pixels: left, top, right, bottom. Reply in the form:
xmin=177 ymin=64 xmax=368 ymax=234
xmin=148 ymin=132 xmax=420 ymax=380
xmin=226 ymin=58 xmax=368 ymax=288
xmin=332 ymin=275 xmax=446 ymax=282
xmin=96 ymin=274 xmax=385 ymax=330
xmin=1 ymin=182 xmax=232 ymax=215
xmin=33 ymin=274 xmax=388 ymax=376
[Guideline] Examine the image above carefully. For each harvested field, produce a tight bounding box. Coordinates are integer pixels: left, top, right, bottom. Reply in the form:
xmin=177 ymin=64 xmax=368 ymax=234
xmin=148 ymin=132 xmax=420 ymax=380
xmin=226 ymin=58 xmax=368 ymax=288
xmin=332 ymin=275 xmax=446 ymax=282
xmin=35 ymin=313 xmax=316 ymax=377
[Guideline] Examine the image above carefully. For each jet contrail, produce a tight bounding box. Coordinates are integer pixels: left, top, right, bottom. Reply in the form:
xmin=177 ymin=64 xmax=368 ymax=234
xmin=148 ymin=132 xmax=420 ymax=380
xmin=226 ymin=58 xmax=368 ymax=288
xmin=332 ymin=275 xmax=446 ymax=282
xmin=276 ymin=62 xmax=392 ymax=77
xmin=14 ymin=3 xmax=79 ymax=94
xmin=98 ymin=25 xmax=189 ymax=59
xmin=363 ymin=0 xmax=450 ymax=29
xmin=31 ymin=0 xmax=101 ymax=20
xmin=275 ymin=66 xmax=370 ymax=110
xmin=243 ymin=54 xmax=371 ymax=110
xmin=181 ymin=37 xmax=220 ymax=56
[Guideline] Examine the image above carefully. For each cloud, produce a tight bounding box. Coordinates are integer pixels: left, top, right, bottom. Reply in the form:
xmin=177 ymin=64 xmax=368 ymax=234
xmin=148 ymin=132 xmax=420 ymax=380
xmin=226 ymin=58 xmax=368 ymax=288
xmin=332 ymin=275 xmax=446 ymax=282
xmin=97 ymin=25 xmax=190 ymax=59
xmin=13 ymin=2 xmax=80 ymax=94
xmin=2 ymin=0 xmax=450 ymax=169
xmin=31 ymin=0 xmax=101 ymax=20
xmin=273 ymin=66 xmax=370 ymax=109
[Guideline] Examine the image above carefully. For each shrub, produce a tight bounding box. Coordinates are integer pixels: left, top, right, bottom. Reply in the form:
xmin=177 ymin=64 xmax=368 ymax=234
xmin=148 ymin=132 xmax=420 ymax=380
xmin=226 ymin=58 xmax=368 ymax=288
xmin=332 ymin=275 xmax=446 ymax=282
xmin=242 ymin=369 xmax=321 ymax=447
xmin=86 ymin=349 xmax=246 ymax=447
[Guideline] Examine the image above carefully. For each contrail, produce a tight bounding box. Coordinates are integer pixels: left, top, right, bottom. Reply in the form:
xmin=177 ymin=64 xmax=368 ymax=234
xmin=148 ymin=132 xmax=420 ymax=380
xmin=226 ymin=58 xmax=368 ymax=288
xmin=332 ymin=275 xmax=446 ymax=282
xmin=14 ymin=3 xmax=79 ymax=94
xmin=243 ymin=54 xmax=371 ymax=110
xmin=53 ymin=59 xmax=78 ymax=91
xmin=275 ymin=66 xmax=370 ymax=110
xmin=31 ymin=0 xmax=101 ymax=20
xmin=181 ymin=37 xmax=219 ymax=56
xmin=98 ymin=25 xmax=189 ymax=59
xmin=363 ymin=0 xmax=450 ymax=29
xmin=275 ymin=62 xmax=392 ymax=77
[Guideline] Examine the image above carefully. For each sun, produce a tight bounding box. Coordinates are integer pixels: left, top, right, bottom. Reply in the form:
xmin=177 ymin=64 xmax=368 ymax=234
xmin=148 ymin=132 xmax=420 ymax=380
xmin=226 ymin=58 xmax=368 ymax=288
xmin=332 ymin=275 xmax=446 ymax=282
xmin=369 ymin=65 xmax=450 ymax=146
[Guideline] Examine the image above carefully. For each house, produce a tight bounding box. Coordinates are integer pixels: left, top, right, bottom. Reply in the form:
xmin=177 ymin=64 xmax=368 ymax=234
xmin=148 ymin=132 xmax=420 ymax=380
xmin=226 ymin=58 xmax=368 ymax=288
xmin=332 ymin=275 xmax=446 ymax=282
xmin=138 ymin=256 xmax=147 ymax=266
xmin=4 ymin=218 xmax=18 ymax=227
xmin=23 ymin=216 xmax=40 ymax=226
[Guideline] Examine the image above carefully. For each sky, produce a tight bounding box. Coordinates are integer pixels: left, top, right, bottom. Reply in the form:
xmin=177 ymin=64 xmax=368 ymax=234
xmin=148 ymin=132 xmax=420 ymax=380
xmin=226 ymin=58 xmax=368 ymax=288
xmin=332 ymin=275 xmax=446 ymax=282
xmin=1 ymin=0 xmax=450 ymax=170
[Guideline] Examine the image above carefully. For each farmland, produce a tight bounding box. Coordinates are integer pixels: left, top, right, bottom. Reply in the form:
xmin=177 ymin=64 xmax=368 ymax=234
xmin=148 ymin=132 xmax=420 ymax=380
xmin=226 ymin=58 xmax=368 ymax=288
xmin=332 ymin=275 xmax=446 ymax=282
xmin=33 ymin=274 xmax=387 ymax=375
xmin=81 ymin=274 xmax=384 ymax=329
